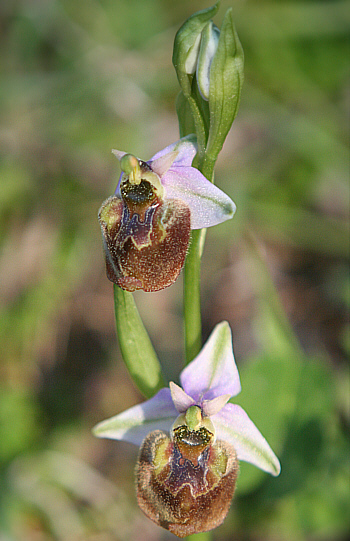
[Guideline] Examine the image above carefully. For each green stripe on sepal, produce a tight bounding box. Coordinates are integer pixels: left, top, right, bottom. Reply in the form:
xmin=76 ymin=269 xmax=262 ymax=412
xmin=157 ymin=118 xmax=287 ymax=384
xmin=114 ymin=285 xmax=166 ymax=398
xmin=206 ymin=8 xmax=244 ymax=164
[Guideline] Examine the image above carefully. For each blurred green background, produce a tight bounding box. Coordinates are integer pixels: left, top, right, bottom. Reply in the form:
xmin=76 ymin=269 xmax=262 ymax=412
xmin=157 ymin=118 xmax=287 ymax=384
xmin=0 ymin=0 xmax=349 ymax=540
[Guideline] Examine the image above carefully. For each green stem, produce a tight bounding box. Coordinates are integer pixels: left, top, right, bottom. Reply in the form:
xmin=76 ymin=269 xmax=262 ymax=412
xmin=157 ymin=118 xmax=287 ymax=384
xmin=183 ymin=152 xmax=215 ymax=365
xmin=184 ymin=228 xmax=206 ymax=364
xmin=198 ymin=153 xmax=216 ymax=182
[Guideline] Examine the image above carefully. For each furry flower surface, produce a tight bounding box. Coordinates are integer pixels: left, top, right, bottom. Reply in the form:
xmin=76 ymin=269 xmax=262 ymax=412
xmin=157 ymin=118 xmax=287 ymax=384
xmin=94 ymin=322 xmax=280 ymax=536
xmin=93 ymin=321 xmax=280 ymax=477
xmin=98 ymin=136 xmax=235 ymax=292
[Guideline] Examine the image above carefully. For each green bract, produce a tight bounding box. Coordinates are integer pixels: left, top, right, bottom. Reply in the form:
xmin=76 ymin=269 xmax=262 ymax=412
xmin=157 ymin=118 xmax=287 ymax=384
xmin=206 ymin=8 xmax=244 ymax=166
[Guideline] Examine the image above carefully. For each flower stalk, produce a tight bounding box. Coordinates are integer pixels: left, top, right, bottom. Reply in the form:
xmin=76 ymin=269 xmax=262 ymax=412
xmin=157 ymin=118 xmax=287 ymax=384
xmin=183 ymin=228 xmax=206 ymax=364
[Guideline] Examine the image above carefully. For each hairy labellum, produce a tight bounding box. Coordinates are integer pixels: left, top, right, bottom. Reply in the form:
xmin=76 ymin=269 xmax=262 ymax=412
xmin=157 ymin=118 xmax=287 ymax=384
xmin=135 ymin=429 xmax=239 ymax=538
xmin=98 ymin=138 xmax=236 ymax=291
xmin=94 ymin=323 xmax=281 ymax=535
xmin=98 ymin=169 xmax=191 ymax=292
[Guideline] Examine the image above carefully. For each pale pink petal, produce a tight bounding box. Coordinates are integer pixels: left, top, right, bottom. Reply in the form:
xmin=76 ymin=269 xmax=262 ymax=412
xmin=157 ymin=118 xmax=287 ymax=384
xmin=212 ymin=404 xmax=281 ymax=476
xmin=202 ymin=394 xmax=231 ymax=416
xmin=180 ymin=322 xmax=241 ymax=402
xmin=93 ymin=388 xmax=178 ymax=446
xmin=162 ymin=168 xmax=235 ymax=229
xmin=150 ymin=151 xmax=179 ymax=177
xmin=148 ymin=135 xmax=197 ymax=168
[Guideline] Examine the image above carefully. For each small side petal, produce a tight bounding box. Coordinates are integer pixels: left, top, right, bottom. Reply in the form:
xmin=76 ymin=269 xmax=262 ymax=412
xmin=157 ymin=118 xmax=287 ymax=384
xmin=212 ymin=403 xmax=281 ymax=476
xmin=202 ymin=394 xmax=231 ymax=417
xmin=150 ymin=151 xmax=179 ymax=178
xmin=169 ymin=382 xmax=196 ymax=413
xmin=149 ymin=135 xmax=197 ymax=168
xmin=92 ymin=388 xmax=178 ymax=446
xmin=112 ymin=149 xmax=128 ymax=162
xmin=180 ymin=322 xmax=241 ymax=402
xmin=162 ymin=169 xmax=235 ymax=229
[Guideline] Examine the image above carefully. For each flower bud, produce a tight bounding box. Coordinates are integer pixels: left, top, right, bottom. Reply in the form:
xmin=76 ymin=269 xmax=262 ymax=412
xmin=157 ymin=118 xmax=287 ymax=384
xmin=135 ymin=407 xmax=239 ymax=537
xmin=172 ymin=3 xmax=219 ymax=98
xmin=196 ymin=21 xmax=220 ymax=101
xmin=173 ymin=5 xmax=244 ymax=164
xmin=98 ymin=159 xmax=191 ymax=292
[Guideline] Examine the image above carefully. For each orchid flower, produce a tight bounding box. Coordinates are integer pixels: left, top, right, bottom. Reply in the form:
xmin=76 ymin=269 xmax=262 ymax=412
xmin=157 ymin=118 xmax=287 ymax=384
xmin=98 ymin=135 xmax=235 ymax=292
xmin=93 ymin=321 xmax=280 ymax=537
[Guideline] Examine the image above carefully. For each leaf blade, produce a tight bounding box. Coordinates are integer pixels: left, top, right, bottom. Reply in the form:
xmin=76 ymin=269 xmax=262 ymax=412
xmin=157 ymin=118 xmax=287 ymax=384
xmin=114 ymin=285 xmax=166 ymax=398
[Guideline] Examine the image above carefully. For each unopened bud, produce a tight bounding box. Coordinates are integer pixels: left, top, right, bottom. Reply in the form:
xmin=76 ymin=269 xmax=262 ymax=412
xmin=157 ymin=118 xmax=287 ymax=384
xmin=172 ymin=3 xmax=219 ymax=97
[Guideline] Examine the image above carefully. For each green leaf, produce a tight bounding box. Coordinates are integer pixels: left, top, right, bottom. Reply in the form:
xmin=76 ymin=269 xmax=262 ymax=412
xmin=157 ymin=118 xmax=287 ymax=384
xmin=206 ymin=8 xmax=244 ymax=165
xmin=114 ymin=285 xmax=166 ymax=398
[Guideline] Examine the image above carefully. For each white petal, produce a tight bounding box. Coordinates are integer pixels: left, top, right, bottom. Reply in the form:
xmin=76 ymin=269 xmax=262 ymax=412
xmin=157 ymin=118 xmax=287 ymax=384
xmin=180 ymin=321 xmax=241 ymax=402
xmin=169 ymin=382 xmax=196 ymax=413
xmin=196 ymin=22 xmax=220 ymax=100
xmin=92 ymin=388 xmax=178 ymax=446
xmin=213 ymin=404 xmax=281 ymax=476
xmin=162 ymin=169 xmax=235 ymax=229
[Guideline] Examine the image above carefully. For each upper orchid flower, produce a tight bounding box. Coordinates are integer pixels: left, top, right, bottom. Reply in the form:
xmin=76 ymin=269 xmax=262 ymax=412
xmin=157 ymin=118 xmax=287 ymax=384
xmin=93 ymin=322 xmax=280 ymax=537
xmin=98 ymin=135 xmax=235 ymax=292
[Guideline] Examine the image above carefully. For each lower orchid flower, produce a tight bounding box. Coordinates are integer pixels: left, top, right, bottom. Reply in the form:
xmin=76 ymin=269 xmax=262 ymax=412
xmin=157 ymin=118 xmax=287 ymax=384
xmin=93 ymin=321 xmax=281 ymax=537
xmin=98 ymin=135 xmax=235 ymax=292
